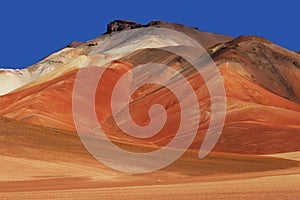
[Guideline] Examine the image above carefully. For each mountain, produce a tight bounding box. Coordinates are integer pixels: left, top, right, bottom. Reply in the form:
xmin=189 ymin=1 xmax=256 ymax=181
xmin=0 ymin=20 xmax=299 ymax=199
xmin=0 ymin=20 xmax=299 ymax=154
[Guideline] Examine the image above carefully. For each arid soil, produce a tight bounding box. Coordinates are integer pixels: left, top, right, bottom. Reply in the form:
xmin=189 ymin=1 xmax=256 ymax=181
xmin=0 ymin=21 xmax=299 ymax=199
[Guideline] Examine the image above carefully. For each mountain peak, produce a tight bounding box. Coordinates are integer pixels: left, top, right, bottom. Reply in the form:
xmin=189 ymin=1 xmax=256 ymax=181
xmin=106 ymin=20 xmax=198 ymax=34
xmin=106 ymin=20 xmax=143 ymax=33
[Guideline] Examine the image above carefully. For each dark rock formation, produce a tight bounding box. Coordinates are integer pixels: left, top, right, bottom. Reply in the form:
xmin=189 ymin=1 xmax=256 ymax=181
xmin=105 ymin=20 xmax=233 ymax=48
xmin=106 ymin=20 xmax=142 ymax=33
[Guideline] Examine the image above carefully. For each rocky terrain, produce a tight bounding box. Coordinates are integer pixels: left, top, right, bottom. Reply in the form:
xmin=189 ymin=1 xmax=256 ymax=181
xmin=0 ymin=20 xmax=299 ymax=199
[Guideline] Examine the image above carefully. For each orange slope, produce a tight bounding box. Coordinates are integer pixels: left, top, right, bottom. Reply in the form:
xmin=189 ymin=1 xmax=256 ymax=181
xmin=0 ymin=56 xmax=300 ymax=154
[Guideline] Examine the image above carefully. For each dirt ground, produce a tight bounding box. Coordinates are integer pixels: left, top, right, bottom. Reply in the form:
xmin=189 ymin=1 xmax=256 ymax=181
xmin=0 ymin=117 xmax=299 ymax=199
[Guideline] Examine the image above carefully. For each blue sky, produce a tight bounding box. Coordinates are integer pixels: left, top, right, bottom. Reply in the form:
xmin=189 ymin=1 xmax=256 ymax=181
xmin=0 ymin=0 xmax=299 ymax=69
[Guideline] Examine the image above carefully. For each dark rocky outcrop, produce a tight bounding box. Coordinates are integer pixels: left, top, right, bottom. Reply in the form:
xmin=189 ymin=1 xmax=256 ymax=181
xmin=106 ymin=20 xmax=142 ymax=33
xmin=105 ymin=20 xmax=233 ymax=48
